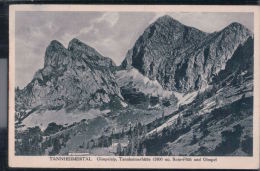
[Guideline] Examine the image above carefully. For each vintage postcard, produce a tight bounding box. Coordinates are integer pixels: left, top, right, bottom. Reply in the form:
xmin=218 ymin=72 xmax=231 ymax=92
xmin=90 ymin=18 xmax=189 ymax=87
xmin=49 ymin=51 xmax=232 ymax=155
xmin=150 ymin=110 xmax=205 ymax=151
xmin=8 ymin=5 xmax=260 ymax=169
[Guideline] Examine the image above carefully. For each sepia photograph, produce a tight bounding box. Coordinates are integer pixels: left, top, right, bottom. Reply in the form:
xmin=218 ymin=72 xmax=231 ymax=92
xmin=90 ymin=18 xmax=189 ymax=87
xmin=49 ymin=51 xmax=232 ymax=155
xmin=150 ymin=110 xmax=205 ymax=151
xmin=8 ymin=5 xmax=260 ymax=169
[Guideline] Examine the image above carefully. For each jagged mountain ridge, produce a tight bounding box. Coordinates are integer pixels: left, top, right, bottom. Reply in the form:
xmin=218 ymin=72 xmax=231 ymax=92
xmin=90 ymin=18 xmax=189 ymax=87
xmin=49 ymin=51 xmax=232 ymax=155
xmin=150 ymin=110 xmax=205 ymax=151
xmin=143 ymin=36 xmax=254 ymax=155
xmin=15 ymin=15 xmax=253 ymax=120
xmin=15 ymin=38 xmax=122 ymax=121
xmin=121 ymin=15 xmax=253 ymax=93
xmin=14 ymin=15 xmax=254 ymax=157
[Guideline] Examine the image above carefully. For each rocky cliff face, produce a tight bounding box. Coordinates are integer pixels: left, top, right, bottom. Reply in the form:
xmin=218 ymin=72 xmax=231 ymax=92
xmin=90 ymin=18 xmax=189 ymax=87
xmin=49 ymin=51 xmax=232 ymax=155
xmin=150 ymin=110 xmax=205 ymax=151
xmin=15 ymin=15 xmax=254 ymax=157
xmin=15 ymin=39 xmax=122 ymax=119
xmin=213 ymin=36 xmax=253 ymax=83
xmin=16 ymin=15 xmax=253 ymax=119
xmin=121 ymin=15 xmax=252 ymax=93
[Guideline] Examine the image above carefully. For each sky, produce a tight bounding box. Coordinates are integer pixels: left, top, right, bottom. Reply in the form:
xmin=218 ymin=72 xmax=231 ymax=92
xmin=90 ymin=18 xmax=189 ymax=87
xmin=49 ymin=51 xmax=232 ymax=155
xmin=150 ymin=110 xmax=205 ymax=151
xmin=15 ymin=12 xmax=253 ymax=89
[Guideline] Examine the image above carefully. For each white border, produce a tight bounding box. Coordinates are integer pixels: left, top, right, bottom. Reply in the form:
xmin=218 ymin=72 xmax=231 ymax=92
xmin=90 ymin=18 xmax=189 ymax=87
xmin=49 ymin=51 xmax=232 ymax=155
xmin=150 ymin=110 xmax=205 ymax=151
xmin=9 ymin=5 xmax=260 ymax=169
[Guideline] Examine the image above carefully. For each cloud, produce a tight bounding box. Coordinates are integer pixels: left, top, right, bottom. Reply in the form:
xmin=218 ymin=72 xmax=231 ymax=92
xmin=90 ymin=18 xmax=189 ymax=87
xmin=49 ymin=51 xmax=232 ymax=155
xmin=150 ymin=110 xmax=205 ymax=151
xmin=96 ymin=12 xmax=119 ymax=27
xmin=29 ymin=27 xmax=46 ymax=42
xmin=79 ymin=25 xmax=95 ymax=34
xmin=60 ymin=25 xmax=96 ymax=47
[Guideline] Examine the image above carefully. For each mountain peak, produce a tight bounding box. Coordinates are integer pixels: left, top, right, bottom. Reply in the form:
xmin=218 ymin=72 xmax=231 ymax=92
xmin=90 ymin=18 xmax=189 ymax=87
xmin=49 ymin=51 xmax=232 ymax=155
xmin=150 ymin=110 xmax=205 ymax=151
xmin=48 ymin=40 xmax=65 ymax=50
xmin=67 ymin=38 xmax=116 ymax=67
xmin=157 ymin=15 xmax=172 ymax=21
xmin=68 ymin=38 xmax=87 ymax=50
xmin=121 ymin=16 xmax=253 ymax=93
xmin=44 ymin=40 xmax=68 ymax=67
xmin=68 ymin=38 xmax=83 ymax=48
xmin=154 ymin=15 xmax=182 ymax=27
xmin=223 ymin=22 xmax=252 ymax=35
xmin=228 ymin=22 xmax=246 ymax=28
xmin=68 ymin=38 xmax=102 ymax=57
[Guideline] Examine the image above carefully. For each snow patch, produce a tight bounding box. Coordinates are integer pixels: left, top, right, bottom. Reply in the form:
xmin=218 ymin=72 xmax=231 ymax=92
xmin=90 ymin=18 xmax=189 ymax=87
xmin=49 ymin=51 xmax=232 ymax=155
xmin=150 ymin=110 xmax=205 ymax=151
xmin=20 ymin=109 xmax=104 ymax=131
xmin=173 ymin=91 xmax=198 ymax=106
xmin=101 ymin=109 xmax=111 ymax=114
xmin=240 ymin=70 xmax=247 ymax=76
xmin=116 ymin=68 xmax=173 ymax=98
xmin=120 ymin=100 xmax=128 ymax=108
xmin=199 ymin=99 xmax=216 ymax=114
xmin=147 ymin=113 xmax=181 ymax=136
xmin=148 ymin=103 xmax=160 ymax=109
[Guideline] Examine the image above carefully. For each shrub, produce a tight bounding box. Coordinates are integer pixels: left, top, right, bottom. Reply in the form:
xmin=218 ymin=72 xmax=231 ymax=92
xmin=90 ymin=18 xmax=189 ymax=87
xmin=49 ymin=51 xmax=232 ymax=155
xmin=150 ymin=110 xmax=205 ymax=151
xmin=44 ymin=122 xmax=63 ymax=136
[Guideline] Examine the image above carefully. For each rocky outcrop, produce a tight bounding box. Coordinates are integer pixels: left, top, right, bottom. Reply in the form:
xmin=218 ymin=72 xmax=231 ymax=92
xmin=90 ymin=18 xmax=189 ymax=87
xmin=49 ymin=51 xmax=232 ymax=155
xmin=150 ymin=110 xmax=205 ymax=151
xmin=121 ymin=15 xmax=252 ymax=92
xmin=68 ymin=38 xmax=116 ymax=68
xmin=15 ymin=39 xmax=122 ymax=118
xmin=213 ymin=36 xmax=253 ymax=83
